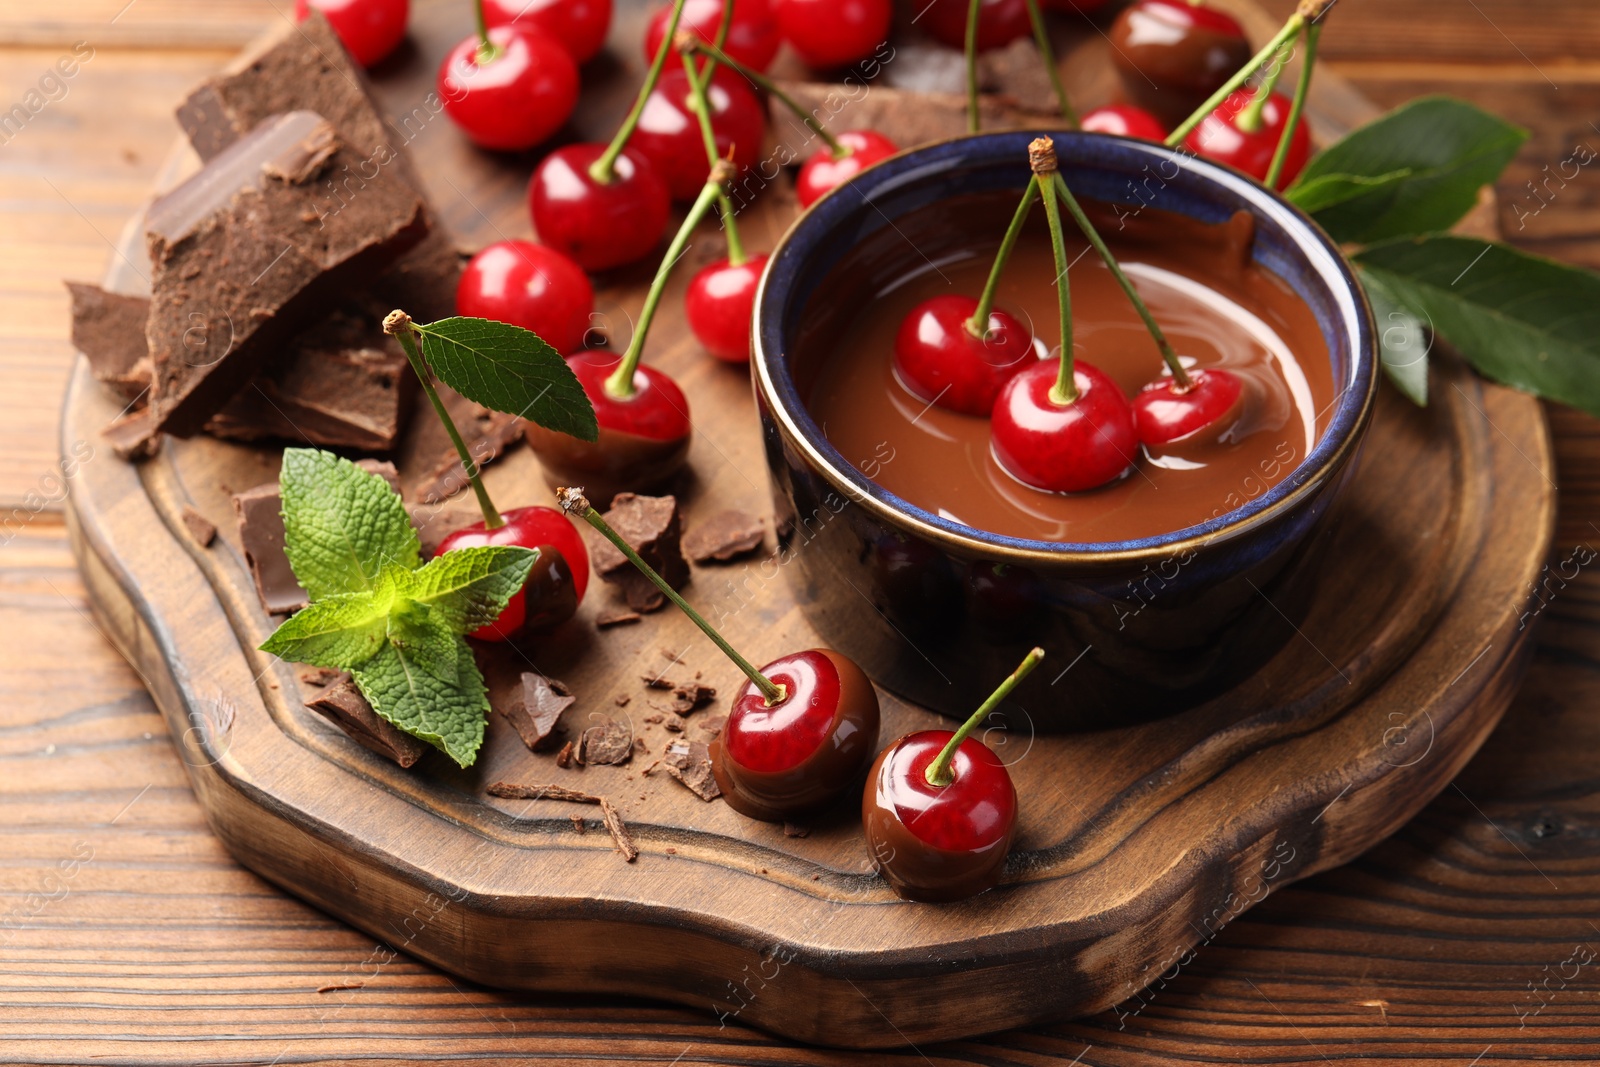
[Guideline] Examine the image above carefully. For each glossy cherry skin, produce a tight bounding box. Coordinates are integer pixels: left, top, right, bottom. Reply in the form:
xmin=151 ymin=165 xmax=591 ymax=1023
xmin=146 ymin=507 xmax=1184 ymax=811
xmin=1184 ymin=89 xmax=1312 ymax=190
xmin=296 ymin=0 xmax=408 ymax=67
xmin=438 ymin=26 xmax=579 ymax=151
xmin=686 ymin=253 xmax=769 ymax=363
xmin=457 ymin=240 xmax=594 ymax=356
xmin=893 ymin=294 xmax=1037 ymax=417
xmin=710 ymin=649 xmax=880 ymax=822
xmin=483 ymin=0 xmax=612 ymax=63
xmin=524 ymin=350 xmax=693 ymax=505
xmin=773 ymin=0 xmax=891 ymax=69
xmin=796 ymin=129 xmax=899 ymax=207
xmin=862 ymin=729 xmax=1017 ymax=902
xmin=436 ymin=506 xmax=591 ymax=641
xmin=1132 ymin=366 xmax=1243 ymax=447
xmin=529 ymin=143 xmax=672 ymax=271
xmin=629 ymin=66 xmax=767 ymax=200
xmin=644 ymin=0 xmax=781 ymax=71
xmin=1081 ymin=103 xmax=1168 ymax=142
xmin=991 ymin=360 xmax=1139 ymax=493
xmin=1108 ymin=0 xmax=1251 ymax=125
xmin=923 ymin=0 xmax=1031 ymax=52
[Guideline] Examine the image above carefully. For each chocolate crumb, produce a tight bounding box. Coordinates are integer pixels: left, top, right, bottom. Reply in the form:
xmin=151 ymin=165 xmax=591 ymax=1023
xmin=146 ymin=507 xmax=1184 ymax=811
xmin=486 ymin=781 xmax=637 ymax=862
xmin=783 ymin=822 xmax=810 ymax=838
xmin=596 ymin=608 xmax=642 ymax=628
xmin=569 ymin=814 xmax=587 ymax=833
xmin=666 ymin=847 xmax=677 ymax=854
xmin=684 ymin=508 xmax=767 ymax=563
xmin=643 ymin=713 xmax=664 ymax=724
xmin=298 ymin=666 xmax=341 ymax=688
xmin=579 ymin=718 xmax=632 ymax=765
xmin=499 ymin=672 xmax=574 ymax=752
xmin=662 ymin=740 xmax=720 ymax=800
xmin=180 ymin=505 xmax=217 ymax=547
xmin=697 ymin=715 xmax=726 ymax=740
xmin=555 ymin=741 xmax=575 ymax=768
xmin=614 ymin=694 xmax=630 ymax=707
xmin=662 ymin=718 xmax=684 ymax=734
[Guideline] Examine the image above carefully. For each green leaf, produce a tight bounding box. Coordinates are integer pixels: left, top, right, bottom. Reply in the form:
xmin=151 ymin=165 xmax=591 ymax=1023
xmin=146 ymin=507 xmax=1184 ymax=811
xmin=259 ymin=588 xmax=394 ymax=668
xmin=417 ymin=317 xmax=598 ymax=442
xmin=1356 ymin=235 xmax=1600 ymax=416
xmin=351 ymin=640 xmax=488 ymax=768
xmin=1286 ymin=96 xmax=1527 ymax=244
xmin=1358 ymin=268 xmax=1430 ymax=406
xmin=280 ymin=449 xmax=419 ymax=601
xmin=410 ymin=545 xmax=540 ymax=635
xmin=385 ymin=598 xmax=459 ymax=685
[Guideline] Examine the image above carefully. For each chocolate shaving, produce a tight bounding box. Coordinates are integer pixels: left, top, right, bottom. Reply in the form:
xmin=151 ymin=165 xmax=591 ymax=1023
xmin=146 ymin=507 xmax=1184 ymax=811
xmin=316 ymin=982 xmax=364 ymax=994
xmin=180 ymin=505 xmax=217 ymax=547
xmin=662 ymin=740 xmax=721 ymax=801
xmin=486 ymin=781 xmax=638 ymax=862
xmin=596 ymin=608 xmax=642 ymax=628
xmin=683 ymin=509 xmax=767 ymax=563
xmin=306 ymin=678 xmax=427 ymax=768
xmin=579 ymin=718 xmax=633 ymax=765
xmin=591 ymin=493 xmax=688 ymax=613
xmin=499 ymin=672 xmax=574 ymax=752
xmin=555 ymin=741 xmax=575 ymax=768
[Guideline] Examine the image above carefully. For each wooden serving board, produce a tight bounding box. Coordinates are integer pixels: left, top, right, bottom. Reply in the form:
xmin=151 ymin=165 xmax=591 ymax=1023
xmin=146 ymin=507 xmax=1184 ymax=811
xmin=62 ymin=0 xmax=1552 ymax=1048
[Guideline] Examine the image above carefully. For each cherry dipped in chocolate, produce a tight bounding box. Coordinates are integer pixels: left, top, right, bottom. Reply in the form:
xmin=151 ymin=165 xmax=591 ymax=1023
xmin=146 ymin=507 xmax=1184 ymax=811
xmin=645 ymin=0 xmax=781 ymax=71
xmin=296 ymin=0 xmax=409 ymax=67
xmin=456 ymin=240 xmax=594 ymax=356
xmin=438 ymin=6 xmax=578 ymax=151
xmin=863 ymin=647 xmax=1041 ymax=902
xmin=1132 ymin=365 xmax=1243 ymax=449
xmin=557 ymin=488 xmax=880 ymax=822
xmin=686 ymin=252 xmax=769 ymax=363
xmin=796 ymin=129 xmax=899 ymax=207
xmin=435 ymin=506 xmax=591 ymax=639
xmin=483 ymin=0 xmax=612 ymax=63
xmin=1108 ymin=0 xmax=1251 ymax=126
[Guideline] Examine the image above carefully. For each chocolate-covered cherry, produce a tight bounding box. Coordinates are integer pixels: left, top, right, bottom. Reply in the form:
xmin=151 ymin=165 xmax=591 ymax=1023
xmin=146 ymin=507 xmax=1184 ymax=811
xmin=529 ymin=143 xmax=671 ymax=271
xmin=796 ymin=129 xmax=898 ymax=207
xmin=1133 ymin=366 xmax=1243 ymax=447
xmin=482 ymin=0 xmax=611 ymax=63
xmin=629 ymin=66 xmax=767 ymax=200
xmin=437 ymin=506 xmax=590 ymax=640
xmin=645 ymin=0 xmax=781 ymax=71
xmin=992 ymin=361 xmax=1137 ymax=492
xmin=439 ymin=24 xmax=579 ymax=150
xmin=923 ymin=0 xmax=1030 ymax=52
xmin=296 ymin=0 xmax=408 ymax=67
xmin=456 ymin=241 xmax=594 ymax=356
xmin=893 ymin=295 xmax=1036 ymax=416
xmin=864 ymin=647 xmax=1041 ymax=902
xmin=773 ymin=0 xmax=891 ymax=69
xmin=1184 ymin=89 xmax=1311 ymax=189
xmin=1081 ymin=103 xmax=1167 ymax=142
xmin=1109 ymin=0 xmax=1251 ymax=125
xmin=686 ymin=253 xmax=769 ymax=363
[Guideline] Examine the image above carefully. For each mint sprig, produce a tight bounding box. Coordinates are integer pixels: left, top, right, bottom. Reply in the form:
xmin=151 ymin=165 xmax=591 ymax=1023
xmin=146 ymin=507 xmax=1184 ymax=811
xmin=259 ymin=450 xmax=537 ymax=768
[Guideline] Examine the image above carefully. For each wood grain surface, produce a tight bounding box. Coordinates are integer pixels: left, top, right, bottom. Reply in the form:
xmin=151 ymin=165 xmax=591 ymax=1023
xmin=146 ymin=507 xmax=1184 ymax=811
xmin=4 ymin=0 xmax=1600 ymax=1062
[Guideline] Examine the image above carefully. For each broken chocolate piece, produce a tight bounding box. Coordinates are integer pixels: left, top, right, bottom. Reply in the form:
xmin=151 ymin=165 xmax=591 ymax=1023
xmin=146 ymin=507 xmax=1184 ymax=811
xmin=595 ymin=608 xmax=642 ymax=628
xmin=144 ymin=110 xmax=426 ymax=436
xmin=417 ymin=409 xmax=524 ymax=505
xmin=485 ymin=781 xmax=638 ymax=862
xmin=181 ymin=505 xmax=217 ymax=547
xmin=499 ymin=672 xmax=574 ymax=752
xmin=590 ymin=493 xmax=688 ymax=612
xmin=68 ymin=282 xmax=154 ymax=402
xmin=103 ymin=408 xmax=161 ymax=461
xmin=662 ymin=740 xmax=721 ymax=801
xmin=307 ymin=677 xmax=427 ymax=768
xmin=683 ymin=509 xmax=767 ymax=563
xmin=556 ymin=741 xmax=575 ymax=768
xmin=579 ymin=718 xmax=633 ymax=766
xmin=642 ymin=673 xmax=717 ymax=714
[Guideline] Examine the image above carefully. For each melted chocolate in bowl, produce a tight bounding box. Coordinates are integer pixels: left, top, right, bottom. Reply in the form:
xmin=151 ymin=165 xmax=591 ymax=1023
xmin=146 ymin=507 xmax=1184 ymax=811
xmin=799 ymin=192 xmax=1334 ymax=544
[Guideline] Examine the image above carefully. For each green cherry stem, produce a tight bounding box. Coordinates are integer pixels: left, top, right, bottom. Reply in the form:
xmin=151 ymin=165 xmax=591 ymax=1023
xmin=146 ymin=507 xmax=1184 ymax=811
xmin=925 ymin=646 xmax=1045 ymax=788
xmin=1265 ymin=20 xmax=1319 ymax=189
xmin=1037 ymin=168 xmax=1077 ymax=406
xmin=965 ymin=0 xmax=982 ymax=134
xmin=590 ymin=0 xmax=688 ymax=184
xmin=677 ymin=39 xmax=747 ymax=267
xmin=687 ymin=40 xmax=848 ymax=157
xmin=1235 ymin=40 xmax=1291 ymax=134
xmin=472 ymin=0 xmax=503 ymax=63
xmin=1022 ymin=0 xmax=1078 ymax=127
xmin=383 ymin=310 xmax=503 ymax=530
xmin=1164 ymin=10 xmax=1306 ymax=148
xmin=966 ymin=178 xmax=1037 ymax=339
xmin=1051 ymin=171 xmax=1190 ymax=389
xmin=557 ymin=487 xmax=786 ymax=704
xmin=603 ymin=164 xmax=730 ymax=399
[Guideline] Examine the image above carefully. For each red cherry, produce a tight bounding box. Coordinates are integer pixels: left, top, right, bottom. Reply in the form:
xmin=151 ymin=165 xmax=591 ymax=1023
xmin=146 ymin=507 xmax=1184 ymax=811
xmin=529 ymin=143 xmax=671 ymax=271
xmin=457 ymin=241 xmax=594 ymax=356
xmin=893 ymin=294 xmax=1037 ymax=417
xmin=436 ymin=506 xmax=590 ymax=641
xmin=1184 ymin=89 xmax=1312 ymax=190
xmin=796 ymin=129 xmax=898 ymax=207
xmin=773 ymin=0 xmax=891 ymax=69
xmin=438 ymin=27 xmax=578 ymax=151
xmin=686 ymin=253 xmax=769 ymax=363
xmin=1132 ymin=366 xmax=1242 ymax=446
xmin=922 ymin=0 xmax=1030 ymax=52
xmin=295 ymin=0 xmax=408 ymax=67
xmin=628 ymin=66 xmax=767 ymax=201
xmin=568 ymin=350 xmax=691 ymax=441
xmin=1080 ymin=104 xmax=1168 ymax=142
xmin=990 ymin=361 xmax=1138 ymax=492
xmin=644 ymin=0 xmax=781 ymax=71
xmin=482 ymin=0 xmax=612 ymax=63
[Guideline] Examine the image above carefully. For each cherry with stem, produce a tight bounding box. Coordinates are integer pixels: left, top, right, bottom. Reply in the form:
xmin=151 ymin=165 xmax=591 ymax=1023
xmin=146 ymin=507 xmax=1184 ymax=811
xmin=1233 ymin=40 xmax=1291 ymax=136
xmin=1266 ymin=20 xmax=1319 ymax=189
xmin=591 ymin=0 xmax=688 ymax=184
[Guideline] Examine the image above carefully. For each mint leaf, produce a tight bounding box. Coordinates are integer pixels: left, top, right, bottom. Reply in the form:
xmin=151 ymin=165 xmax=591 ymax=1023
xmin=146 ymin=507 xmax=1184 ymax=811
xmin=280 ymin=449 xmax=419 ymax=601
xmin=411 ymin=545 xmax=539 ymax=634
xmin=1359 ymin=268 xmax=1430 ymax=406
xmin=386 ymin=597 xmax=459 ymax=685
xmin=1287 ymin=96 xmax=1526 ymax=244
xmin=352 ymin=640 xmax=487 ymax=768
xmin=1357 ymin=235 xmax=1600 ymax=416
xmin=416 ymin=317 xmax=598 ymax=442
xmin=260 ymin=589 xmax=394 ymax=668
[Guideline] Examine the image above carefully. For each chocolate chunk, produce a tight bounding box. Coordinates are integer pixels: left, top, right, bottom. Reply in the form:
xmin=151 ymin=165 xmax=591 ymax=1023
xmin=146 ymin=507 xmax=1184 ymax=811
xmin=683 ymin=509 xmax=767 ymax=563
xmin=556 ymin=741 xmax=575 ymax=768
xmin=68 ymin=282 xmax=154 ymax=402
xmin=643 ymin=714 xmax=664 ymax=724
xmin=103 ymin=408 xmax=160 ymax=461
xmin=590 ymin=493 xmax=688 ymax=612
xmin=180 ymin=505 xmax=217 ymax=547
xmin=307 ymin=678 xmax=427 ymax=768
xmin=485 ymin=781 xmax=637 ymax=862
xmin=499 ymin=672 xmax=574 ymax=751
xmin=569 ymin=814 xmax=587 ymax=833
xmin=614 ymin=694 xmax=630 ymax=707
xmin=642 ymin=673 xmax=717 ymax=714
xmin=144 ymin=110 xmax=426 ymax=437
xmin=417 ymin=408 xmax=525 ymax=505
xmin=662 ymin=740 xmax=721 ymax=801
xmin=595 ymin=607 xmax=642 ymax=628
xmin=783 ymin=822 xmax=810 ymax=838
xmin=661 ymin=718 xmax=685 ymax=734
xmin=579 ymin=718 xmax=633 ymax=766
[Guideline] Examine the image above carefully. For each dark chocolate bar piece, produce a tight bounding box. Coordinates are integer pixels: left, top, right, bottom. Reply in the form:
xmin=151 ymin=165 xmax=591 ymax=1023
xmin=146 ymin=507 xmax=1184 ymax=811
xmin=307 ymin=676 xmax=427 ymax=768
xmin=68 ymin=282 xmax=153 ymax=402
xmin=590 ymin=494 xmax=689 ymax=612
xmin=144 ymin=110 xmax=426 ymax=437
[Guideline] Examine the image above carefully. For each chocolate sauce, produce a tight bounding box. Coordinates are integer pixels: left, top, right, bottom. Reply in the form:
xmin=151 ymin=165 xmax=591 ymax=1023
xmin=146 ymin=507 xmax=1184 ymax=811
xmin=799 ymin=193 xmax=1333 ymax=544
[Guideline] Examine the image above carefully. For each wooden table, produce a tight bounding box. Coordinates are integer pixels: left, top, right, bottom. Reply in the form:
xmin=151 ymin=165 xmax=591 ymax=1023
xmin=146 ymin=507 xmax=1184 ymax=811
xmin=3 ymin=1 xmax=1598 ymax=1061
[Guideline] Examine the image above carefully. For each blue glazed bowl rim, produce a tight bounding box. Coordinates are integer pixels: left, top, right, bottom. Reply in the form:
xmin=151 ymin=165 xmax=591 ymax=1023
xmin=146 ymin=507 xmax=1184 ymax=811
xmin=751 ymin=130 xmax=1378 ymax=563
